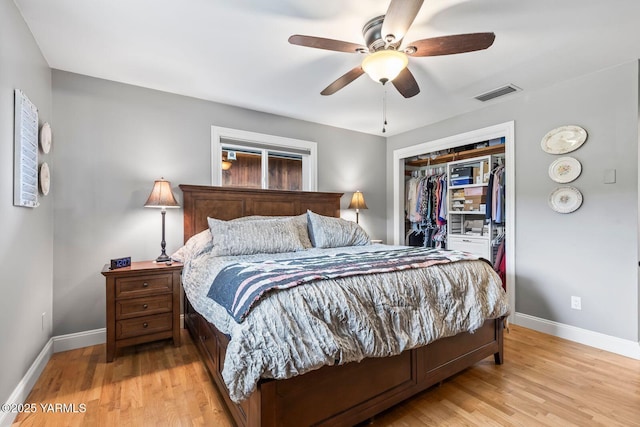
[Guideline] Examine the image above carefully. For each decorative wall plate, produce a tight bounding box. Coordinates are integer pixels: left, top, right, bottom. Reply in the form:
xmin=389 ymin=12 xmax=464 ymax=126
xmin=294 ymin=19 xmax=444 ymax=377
xmin=39 ymin=162 xmax=50 ymax=196
xmin=541 ymin=125 xmax=587 ymax=154
xmin=40 ymin=122 xmax=52 ymax=154
xmin=548 ymin=157 xmax=581 ymax=183
xmin=549 ymin=186 xmax=582 ymax=213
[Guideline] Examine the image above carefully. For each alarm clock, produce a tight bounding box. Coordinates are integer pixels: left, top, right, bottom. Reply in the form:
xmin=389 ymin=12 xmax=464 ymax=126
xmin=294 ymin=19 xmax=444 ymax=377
xmin=110 ymin=257 xmax=131 ymax=270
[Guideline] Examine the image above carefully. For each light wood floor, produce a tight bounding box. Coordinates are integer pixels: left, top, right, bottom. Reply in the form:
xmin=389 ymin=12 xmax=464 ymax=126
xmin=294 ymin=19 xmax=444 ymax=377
xmin=12 ymin=325 xmax=640 ymax=426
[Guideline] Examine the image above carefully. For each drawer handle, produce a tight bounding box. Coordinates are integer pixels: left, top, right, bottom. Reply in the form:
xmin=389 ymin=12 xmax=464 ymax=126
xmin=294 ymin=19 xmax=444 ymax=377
xmin=143 ymin=304 xmax=148 ymax=309
xmin=143 ymin=282 xmax=149 ymax=288
xmin=462 ymin=239 xmax=472 ymax=242
xmin=143 ymin=322 xmax=149 ymax=328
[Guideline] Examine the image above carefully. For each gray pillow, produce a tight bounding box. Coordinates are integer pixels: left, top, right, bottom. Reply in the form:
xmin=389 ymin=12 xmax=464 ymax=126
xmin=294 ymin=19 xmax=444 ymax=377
xmin=306 ymin=210 xmax=371 ymax=248
xmin=231 ymin=214 xmax=312 ymax=249
xmin=170 ymin=229 xmax=213 ymax=263
xmin=207 ymin=217 xmax=305 ymax=255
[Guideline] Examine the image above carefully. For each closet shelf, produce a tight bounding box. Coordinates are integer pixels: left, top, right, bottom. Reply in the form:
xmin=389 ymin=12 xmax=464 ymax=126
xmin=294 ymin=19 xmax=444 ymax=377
xmin=406 ymin=145 xmax=505 ymax=167
xmin=449 ymin=183 xmax=487 ymax=190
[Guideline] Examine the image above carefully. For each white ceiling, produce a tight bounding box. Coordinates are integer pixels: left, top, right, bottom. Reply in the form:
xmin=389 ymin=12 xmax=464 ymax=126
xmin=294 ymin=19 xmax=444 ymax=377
xmin=14 ymin=0 xmax=640 ymax=136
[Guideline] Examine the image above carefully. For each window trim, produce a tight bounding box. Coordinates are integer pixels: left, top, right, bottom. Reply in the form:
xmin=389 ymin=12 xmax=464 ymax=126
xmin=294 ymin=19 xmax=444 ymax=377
xmin=211 ymin=126 xmax=317 ymax=191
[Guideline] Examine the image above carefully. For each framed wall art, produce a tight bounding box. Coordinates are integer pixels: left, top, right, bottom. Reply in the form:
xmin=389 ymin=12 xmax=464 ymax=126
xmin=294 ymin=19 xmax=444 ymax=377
xmin=14 ymin=89 xmax=39 ymax=208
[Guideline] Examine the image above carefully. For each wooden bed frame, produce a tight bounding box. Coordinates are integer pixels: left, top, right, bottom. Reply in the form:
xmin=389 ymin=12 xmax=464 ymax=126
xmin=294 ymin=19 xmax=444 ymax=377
xmin=180 ymin=184 xmax=504 ymax=427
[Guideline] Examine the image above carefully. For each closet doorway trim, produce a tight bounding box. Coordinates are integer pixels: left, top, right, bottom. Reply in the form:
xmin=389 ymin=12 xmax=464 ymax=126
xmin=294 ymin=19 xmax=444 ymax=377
xmin=392 ymin=121 xmax=515 ymax=319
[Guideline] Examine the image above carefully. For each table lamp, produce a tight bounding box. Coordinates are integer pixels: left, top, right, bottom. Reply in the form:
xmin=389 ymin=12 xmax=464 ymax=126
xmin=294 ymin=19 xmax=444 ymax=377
xmin=144 ymin=178 xmax=180 ymax=262
xmin=348 ymin=191 xmax=368 ymax=224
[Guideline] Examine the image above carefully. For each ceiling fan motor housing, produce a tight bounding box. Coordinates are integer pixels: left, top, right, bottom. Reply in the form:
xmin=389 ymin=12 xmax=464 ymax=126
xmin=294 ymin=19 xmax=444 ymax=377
xmin=362 ymin=16 xmax=387 ymax=52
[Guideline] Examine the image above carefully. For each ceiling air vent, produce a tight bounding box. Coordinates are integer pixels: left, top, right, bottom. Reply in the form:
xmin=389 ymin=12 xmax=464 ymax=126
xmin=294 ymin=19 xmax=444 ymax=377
xmin=474 ymin=84 xmax=521 ymax=102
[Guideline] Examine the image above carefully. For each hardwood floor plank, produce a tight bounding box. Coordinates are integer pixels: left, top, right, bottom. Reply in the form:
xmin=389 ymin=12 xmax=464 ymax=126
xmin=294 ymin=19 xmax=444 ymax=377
xmin=12 ymin=325 xmax=640 ymax=426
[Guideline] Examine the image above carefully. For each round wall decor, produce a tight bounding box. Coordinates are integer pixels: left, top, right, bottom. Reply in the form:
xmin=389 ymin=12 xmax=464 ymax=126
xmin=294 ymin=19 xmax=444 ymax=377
xmin=548 ymin=157 xmax=581 ymax=183
xmin=40 ymin=122 xmax=52 ymax=153
xmin=549 ymin=186 xmax=582 ymax=213
xmin=541 ymin=125 xmax=587 ymax=154
xmin=39 ymin=162 xmax=50 ymax=196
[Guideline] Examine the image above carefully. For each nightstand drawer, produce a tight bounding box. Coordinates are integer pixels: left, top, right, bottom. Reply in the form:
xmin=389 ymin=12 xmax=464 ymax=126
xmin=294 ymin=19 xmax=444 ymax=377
xmin=116 ymin=313 xmax=172 ymax=339
xmin=115 ymin=274 xmax=172 ymax=298
xmin=116 ymin=294 xmax=173 ymax=319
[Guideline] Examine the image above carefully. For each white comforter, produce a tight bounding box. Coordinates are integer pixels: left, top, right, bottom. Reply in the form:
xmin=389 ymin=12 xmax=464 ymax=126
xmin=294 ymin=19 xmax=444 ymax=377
xmin=181 ymin=244 xmax=509 ymax=402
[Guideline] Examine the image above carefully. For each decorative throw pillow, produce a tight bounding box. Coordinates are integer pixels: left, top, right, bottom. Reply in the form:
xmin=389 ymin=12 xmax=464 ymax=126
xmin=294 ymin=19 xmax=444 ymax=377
xmin=306 ymin=210 xmax=371 ymax=248
xmin=207 ymin=217 xmax=305 ymax=255
xmin=170 ymin=229 xmax=213 ymax=263
xmin=231 ymin=214 xmax=312 ymax=249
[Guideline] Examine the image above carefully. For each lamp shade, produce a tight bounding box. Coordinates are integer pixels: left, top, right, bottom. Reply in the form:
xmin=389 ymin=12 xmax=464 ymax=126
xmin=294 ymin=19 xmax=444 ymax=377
xmin=361 ymin=50 xmax=408 ymax=83
xmin=144 ymin=178 xmax=179 ymax=208
xmin=348 ymin=191 xmax=368 ymax=210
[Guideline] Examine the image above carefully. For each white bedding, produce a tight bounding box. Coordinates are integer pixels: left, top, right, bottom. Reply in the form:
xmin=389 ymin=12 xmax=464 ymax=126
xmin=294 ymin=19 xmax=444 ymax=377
xmin=181 ymin=243 xmax=509 ymax=403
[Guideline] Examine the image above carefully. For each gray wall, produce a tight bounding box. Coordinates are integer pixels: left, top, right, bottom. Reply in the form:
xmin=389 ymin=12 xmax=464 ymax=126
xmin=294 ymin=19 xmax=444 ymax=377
xmin=387 ymin=61 xmax=639 ymax=341
xmin=0 ymin=0 xmax=53 ymax=405
xmin=51 ymin=70 xmax=386 ymax=336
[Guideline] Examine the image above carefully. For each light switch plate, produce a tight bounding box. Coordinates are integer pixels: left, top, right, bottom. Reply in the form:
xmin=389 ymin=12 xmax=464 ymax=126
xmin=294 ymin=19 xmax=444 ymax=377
xmin=604 ymin=169 xmax=616 ymax=184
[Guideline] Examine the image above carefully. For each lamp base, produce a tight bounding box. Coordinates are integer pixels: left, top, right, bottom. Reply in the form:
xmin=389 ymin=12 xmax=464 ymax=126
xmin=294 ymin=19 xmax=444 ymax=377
xmin=155 ymin=254 xmax=171 ymax=263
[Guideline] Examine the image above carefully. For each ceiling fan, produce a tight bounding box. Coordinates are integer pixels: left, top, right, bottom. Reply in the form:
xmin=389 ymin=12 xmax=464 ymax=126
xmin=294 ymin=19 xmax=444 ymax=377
xmin=288 ymin=0 xmax=495 ymax=98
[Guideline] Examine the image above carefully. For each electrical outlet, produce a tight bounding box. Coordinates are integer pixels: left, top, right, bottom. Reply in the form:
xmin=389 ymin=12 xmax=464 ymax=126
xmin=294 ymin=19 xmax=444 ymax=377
xmin=571 ymin=296 xmax=581 ymax=310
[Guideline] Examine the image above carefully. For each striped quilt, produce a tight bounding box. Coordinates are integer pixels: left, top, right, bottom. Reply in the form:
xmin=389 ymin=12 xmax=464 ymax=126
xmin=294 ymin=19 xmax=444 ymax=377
xmin=207 ymin=247 xmax=481 ymax=322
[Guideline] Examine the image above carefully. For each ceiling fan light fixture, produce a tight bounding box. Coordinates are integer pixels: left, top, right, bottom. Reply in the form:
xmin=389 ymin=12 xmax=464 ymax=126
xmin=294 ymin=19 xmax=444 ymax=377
xmin=361 ymin=50 xmax=408 ymax=84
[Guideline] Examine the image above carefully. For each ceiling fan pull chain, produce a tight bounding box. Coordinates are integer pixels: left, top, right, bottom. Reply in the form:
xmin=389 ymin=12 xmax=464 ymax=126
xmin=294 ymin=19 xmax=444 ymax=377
xmin=382 ymin=85 xmax=388 ymax=133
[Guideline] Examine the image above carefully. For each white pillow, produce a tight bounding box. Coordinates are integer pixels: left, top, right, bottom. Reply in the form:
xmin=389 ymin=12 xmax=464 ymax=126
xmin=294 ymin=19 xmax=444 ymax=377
xmin=306 ymin=210 xmax=371 ymax=248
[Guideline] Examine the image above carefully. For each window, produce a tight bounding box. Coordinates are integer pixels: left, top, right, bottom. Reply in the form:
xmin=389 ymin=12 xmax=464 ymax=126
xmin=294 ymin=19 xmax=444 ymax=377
xmin=211 ymin=127 xmax=317 ymax=191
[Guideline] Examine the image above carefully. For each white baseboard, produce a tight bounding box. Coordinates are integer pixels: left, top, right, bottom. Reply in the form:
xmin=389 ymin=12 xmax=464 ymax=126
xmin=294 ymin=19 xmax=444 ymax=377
xmin=0 ymin=339 xmax=53 ymax=427
xmin=514 ymin=312 xmax=640 ymax=360
xmin=52 ymin=315 xmax=184 ymax=353
xmin=53 ymin=328 xmax=106 ymax=353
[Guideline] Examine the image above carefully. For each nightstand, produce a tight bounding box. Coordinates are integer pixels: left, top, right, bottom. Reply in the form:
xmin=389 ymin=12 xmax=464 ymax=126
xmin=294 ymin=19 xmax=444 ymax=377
xmin=101 ymin=261 xmax=182 ymax=362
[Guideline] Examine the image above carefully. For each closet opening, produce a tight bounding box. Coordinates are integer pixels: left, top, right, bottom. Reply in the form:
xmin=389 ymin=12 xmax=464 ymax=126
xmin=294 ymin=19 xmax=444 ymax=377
xmin=392 ymin=121 xmax=515 ymax=320
xmin=405 ymin=140 xmax=505 ymax=274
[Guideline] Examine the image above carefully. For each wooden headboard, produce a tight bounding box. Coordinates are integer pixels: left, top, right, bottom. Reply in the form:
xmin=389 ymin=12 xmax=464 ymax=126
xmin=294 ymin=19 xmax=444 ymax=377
xmin=179 ymin=185 xmax=343 ymax=242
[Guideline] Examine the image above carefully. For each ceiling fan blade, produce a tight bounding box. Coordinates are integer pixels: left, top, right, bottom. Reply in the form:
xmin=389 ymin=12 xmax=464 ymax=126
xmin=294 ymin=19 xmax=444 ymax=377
xmin=321 ymin=67 xmax=365 ymax=95
xmin=405 ymin=32 xmax=496 ymax=57
xmin=288 ymin=35 xmax=367 ymax=53
xmin=381 ymin=0 xmax=424 ymax=46
xmin=392 ymin=67 xmax=420 ymax=98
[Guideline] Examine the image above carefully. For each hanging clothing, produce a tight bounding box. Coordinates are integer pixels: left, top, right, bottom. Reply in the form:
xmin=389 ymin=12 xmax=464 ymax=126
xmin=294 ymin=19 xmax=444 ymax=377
xmin=405 ymin=170 xmax=447 ymax=248
xmin=485 ymin=160 xmax=506 ymax=288
xmin=407 ymin=229 xmax=425 ymax=246
xmin=406 ymin=177 xmax=421 ymax=223
xmin=485 ymin=171 xmax=494 ymax=221
xmin=485 ymin=164 xmax=505 ymax=223
xmin=494 ymin=240 xmax=506 ymax=290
